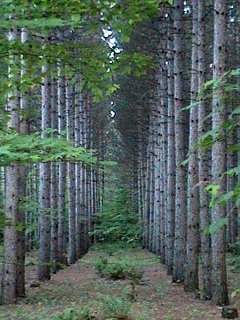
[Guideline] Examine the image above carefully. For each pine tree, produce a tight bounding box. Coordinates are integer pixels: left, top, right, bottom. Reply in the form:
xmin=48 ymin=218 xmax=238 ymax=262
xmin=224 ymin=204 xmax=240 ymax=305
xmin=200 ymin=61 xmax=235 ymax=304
xmin=3 ymin=28 xmax=21 ymax=303
xmin=198 ymin=0 xmax=211 ymax=300
xmin=38 ymin=62 xmax=51 ymax=281
xmin=185 ymin=0 xmax=200 ymax=292
xmin=172 ymin=0 xmax=187 ymax=283
xmin=211 ymin=0 xmax=229 ymax=306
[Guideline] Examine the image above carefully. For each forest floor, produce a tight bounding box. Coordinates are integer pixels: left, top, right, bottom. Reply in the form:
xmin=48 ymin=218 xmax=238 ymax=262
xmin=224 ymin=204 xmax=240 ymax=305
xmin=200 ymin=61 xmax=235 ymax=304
xmin=0 ymin=244 xmax=239 ymax=320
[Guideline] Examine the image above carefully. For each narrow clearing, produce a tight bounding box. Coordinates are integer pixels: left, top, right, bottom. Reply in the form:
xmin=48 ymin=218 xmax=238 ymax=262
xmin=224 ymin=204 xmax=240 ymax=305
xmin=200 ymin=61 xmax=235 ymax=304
xmin=0 ymin=246 xmax=238 ymax=320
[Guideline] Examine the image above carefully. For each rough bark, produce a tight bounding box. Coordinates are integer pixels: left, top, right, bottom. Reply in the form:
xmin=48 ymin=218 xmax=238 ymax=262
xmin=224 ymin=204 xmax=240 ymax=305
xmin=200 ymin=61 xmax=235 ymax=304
xmin=17 ymin=27 xmax=29 ymax=298
xmin=38 ymin=63 xmax=51 ymax=281
xmin=51 ymin=74 xmax=59 ymax=273
xmin=2 ymin=28 xmax=20 ymax=304
xmin=172 ymin=0 xmax=187 ymax=283
xmin=66 ymin=78 xmax=76 ymax=264
xmin=198 ymin=0 xmax=212 ymax=300
xmin=75 ymin=81 xmax=81 ymax=258
xmin=166 ymin=10 xmax=175 ymax=274
xmin=57 ymin=66 xmax=67 ymax=266
xmin=185 ymin=0 xmax=200 ymax=292
xmin=211 ymin=0 xmax=229 ymax=306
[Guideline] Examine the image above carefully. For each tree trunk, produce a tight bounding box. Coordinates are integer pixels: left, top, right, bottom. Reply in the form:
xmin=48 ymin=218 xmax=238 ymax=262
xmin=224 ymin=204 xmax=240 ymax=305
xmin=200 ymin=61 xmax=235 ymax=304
xmin=172 ymin=0 xmax=187 ymax=283
xmin=211 ymin=0 xmax=229 ymax=306
xmin=185 ymin=0 xmax=200 ymax=292
xmin=66 ymin=77 xmax=76 ymax=264
xmin=38 ymin=63 xmax=51 ymax=281
xmin=198 ymin=0 xmax=212 ymax=300
xmin=166 ymin=9 xmax=175 ymax=274
xmin=2 ymin=28 xmax=20 ymax=304
xmin=75 ymin=81 xmax=81 ymax=258
xmin=57 ymin=66 xmax=67 ymax=266
xmin=17 ymin=27 xmax=30 ymax=298
xmin=51 ymin=74 xmax=59 ymax=273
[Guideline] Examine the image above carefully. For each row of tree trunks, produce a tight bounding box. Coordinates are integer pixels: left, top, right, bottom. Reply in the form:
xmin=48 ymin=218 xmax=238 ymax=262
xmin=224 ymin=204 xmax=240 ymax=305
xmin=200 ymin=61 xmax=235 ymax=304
xmin=1 ymin=30 xmax=102 ymax=302
xmin=137 ymin=0 xmax=235 ymax=306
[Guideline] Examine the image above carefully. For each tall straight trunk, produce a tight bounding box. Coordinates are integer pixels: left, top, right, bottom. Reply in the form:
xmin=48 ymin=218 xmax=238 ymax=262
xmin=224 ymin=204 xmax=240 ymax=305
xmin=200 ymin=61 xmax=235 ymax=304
xmin=75 ymin=81 xmax=81 ymax=258
xmin=211 ymin=0 xmax=229 ymax=306
xmin=86 ymin=98 xmax=94 ymax=245
xmin=145 ymin=145 xmax=151 ymax=248
xmin=91 ymin=168 xmax=97 ymax=243
xmin=3 ymin=166 xmax=19 ymax=303
xmin=137 ymin=115 xmax=144 ymax=244
xmin=184 ymin=0 xmax=200 ymax=292
xmin=148 ymin=112 xmax=155 ymax=252
xmin=198 ymin=0 xmax=211 ymax=300
xmin=137 ymin=135 xmax=145 ymax=246
xmin=81 ymin=165 xmax=88 ymax=253
xmin=51 ymin=74 xmax=59 ymax=273
xmin=226 ymin=131 xmax=238 ymax=244
xmin=142 ymin=153 xmax=148 ymax=248
xmin=25 ymin=170 xmax=33 ymax=252
xmin=151 ymin=105 xmax=157 ymax=253
xmin=38 ymin=63 xmax=51 ymax=281
xmin=57 ymin=66 xmax=67 ymax=266
xmin=33 ymin=165 xmax=40 ymax=246
xmin=236 ymin=4 xmax=240 ymax=239
xmin=160 ymin=59 xmax=168 ymax=264
xmin=78 ymin=92 xmax=87 ymax=255
xmin=87 ymin=95 xmax=95 ymax=247
xmin=85 ymin=95 xmax=92 ymax=250
xmin=2 ymin=28 xmax=20 ymax=304
xmin=158 ymin=78 xmax=165 ymax=259
xmin=172 ymin=0 xmax=187 ymax=283
xmin=166 ymin=10 xmax=175 ymax=274
xmin=226 ymin=16 xmax=239 ymax=244
xmin=66 ymin=78 xmax=76 ymax=264
xmin=154 ymin=100 xmax=161 ymax=254
xmin=17 ymin=27 xmax=29 ymax=297
xmin=81 ymin=95 xmax=88 ymax=252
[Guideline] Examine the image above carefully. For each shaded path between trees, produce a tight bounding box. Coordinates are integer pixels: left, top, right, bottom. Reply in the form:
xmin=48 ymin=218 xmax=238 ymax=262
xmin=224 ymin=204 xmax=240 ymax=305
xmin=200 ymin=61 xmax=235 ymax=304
xmin=0 ymin=246 xmax=239 ymax=320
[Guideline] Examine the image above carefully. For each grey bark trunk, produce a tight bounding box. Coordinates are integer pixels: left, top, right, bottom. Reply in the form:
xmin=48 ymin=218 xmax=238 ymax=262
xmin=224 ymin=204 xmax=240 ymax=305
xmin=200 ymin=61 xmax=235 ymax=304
xmin=57 ymin=67 xmax=67 ymax=266
xmin=66 ymin=78 xmax=76 ymax=264
xmin=166 ymin=11 xmax=175 ymax=274
xmin=2 ymin=28 xmax=20 ymax=304
xmin=185 ymin=0 xmax=200 ymax=292
xmin=75 ymin=81 xmax=81 ymax=258
xmin=38 ymin=63 xmax=51 ymax=281
xmin=211 ymin=0 xmax=229 ymax=306
xmin=198 ymin=0 xmax=212 ymax=300
xmin=172 ymin=0 xmax=187 ymax=283
xmin=51 ymin=75 xmax=59 ymax=273
xmin=17 ymin=27 xmax=29 ymax=297
xmin=160 ymin=60 xmax=168 ymax=264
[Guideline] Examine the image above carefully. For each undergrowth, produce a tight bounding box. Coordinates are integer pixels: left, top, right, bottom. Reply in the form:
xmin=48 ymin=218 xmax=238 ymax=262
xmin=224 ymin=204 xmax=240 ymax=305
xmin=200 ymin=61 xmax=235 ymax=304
xmin=51 ymin=295 xmax=148 ymax=320
xmin=91 ymin=186 xmax=141 ymax=245
xmin=95 ymin=257 xmax=144 ymax=283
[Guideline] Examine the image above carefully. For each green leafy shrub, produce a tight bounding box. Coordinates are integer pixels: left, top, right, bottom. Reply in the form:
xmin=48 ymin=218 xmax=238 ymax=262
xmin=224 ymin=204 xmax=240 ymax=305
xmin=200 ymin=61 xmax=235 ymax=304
xmin=52 ymin=307 xmax=78 ymax=320
xmin=95 ymin=257 xmax=109 ymax=277
xmin=95 ymin=258 xmax=144 ymax=282
xmin=100 ymin=295 xmax=132 ymax=319
xmin=78 ymin=307 xmax=95 ymax=320
xmin=52 ymin=305 xmax=94 ymax=320
xmin=53 ymin=307 xmax=96 ymax=320
xmin=92 ymin=187 xmax=142 ymax=245
xmin=229 ymin=256 xmax=240 ymax=271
